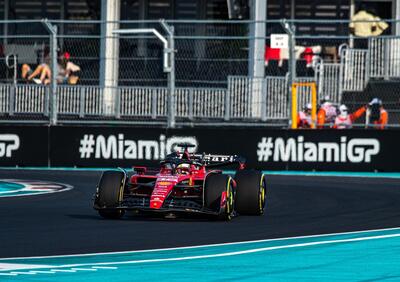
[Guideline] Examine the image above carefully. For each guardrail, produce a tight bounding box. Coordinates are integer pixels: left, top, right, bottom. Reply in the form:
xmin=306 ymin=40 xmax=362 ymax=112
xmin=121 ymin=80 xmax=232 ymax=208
xmin=58 ymin=85 xmax=105 ymax=117
xmin=265 ymin=76 xmax=288 ymax=120
xmin=341 ymin=48 xmax=369 ymax=92
xmin=369 ymin=37 xmax=400 ymax=79
xmin=0 ymin=78 xmax=288 ymax=123
xmin=0 ymin=84 xmax=49 ymax=116
xmin=315 ymin=62 xmax=342 ymax=104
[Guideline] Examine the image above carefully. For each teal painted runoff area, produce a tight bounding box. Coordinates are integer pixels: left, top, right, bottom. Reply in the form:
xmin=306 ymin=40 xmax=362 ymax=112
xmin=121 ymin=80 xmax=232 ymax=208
xmin=1 ymin=228 xmax=400 ymax=281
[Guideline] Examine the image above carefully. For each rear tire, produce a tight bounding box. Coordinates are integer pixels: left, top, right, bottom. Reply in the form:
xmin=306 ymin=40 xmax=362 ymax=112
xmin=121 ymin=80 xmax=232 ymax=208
xmin=95 ymin=170 xmax=126 ymax=219
xmin=234 ymin=170 xmax=266 ymax=215
xmin=204 ymin=173 xmax=234 ymax=220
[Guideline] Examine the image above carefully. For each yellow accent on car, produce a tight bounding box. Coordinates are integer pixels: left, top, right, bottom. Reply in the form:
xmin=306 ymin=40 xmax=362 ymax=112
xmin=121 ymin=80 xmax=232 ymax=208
xmin=259 ymin=174 xmax=265 ymax=211
xmin=226 ymin=178 xmax=233 ymax=215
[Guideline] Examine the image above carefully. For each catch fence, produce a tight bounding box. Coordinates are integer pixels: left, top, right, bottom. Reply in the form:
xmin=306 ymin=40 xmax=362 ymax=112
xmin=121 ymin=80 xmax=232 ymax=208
xmin=1 ymin=19 xmax=400 ymax=127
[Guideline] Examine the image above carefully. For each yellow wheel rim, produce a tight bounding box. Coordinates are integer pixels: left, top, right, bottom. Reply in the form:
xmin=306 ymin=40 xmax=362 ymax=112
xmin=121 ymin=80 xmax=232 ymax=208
xmin=226 ymin=178 xmax=234 ymax=217
xmin=259 ymin=175 xmax=266 ymax=212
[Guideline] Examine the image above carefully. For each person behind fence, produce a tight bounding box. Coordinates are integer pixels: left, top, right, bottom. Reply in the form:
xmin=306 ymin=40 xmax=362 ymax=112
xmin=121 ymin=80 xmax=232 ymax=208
xmin=349 ymin=5 xmax=389 ymax=37
xmin=55 ymin=51 xmax=80 ymax=85
xmin=367 ymin=98 xmax=388 ymax=129
xmin=21 ymin=51 xmax=80 ymax=85
xmin=333 ymin=104 xmax=366 ymax=129
xmin=21 ymin=48 xmax=51 ymax=84
xmin=317 ymin=96 xmax=337 ymax=128
xmin=297 ymin=103 xmax=313 ymax=128
xmin=21 ymin=62 xmax=51 ymax=85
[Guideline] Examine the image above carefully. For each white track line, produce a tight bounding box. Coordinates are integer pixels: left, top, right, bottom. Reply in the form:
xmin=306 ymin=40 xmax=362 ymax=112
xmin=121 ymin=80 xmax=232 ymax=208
xmin=2 ymin=226 xmax=400 ymax=261
xmin=70 ymin=268 xmax=98 ymax=271
xmin=29 ymin=270 xmax=55 ymax=274
xmin=3 ymin=232 xmax=399 ymax=272
xmin=54 ymin=232 xmax=400 ymax=268
xmin=9 ymin=271 xmax=36 ymax=275
xmin=50 ymin=269 xmax=76 ymax=273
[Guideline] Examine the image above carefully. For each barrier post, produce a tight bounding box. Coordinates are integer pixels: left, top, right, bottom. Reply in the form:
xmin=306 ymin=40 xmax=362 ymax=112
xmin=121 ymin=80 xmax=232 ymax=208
xmin=188 ymin=88 xmax=194 ymax=121
xmin=42 ymin=19 xmax=58 ymax=125
xmin=114 ymin=87 xmax=121 ymax=119
xmin=151 ymin=89 xmax=157 ymax=120
xmin=281 ymin=19 xmax=296 ymax=128
xmin=9 ymin=84 xmax=15 ymax=116
xmin=160 ymin=20 xmax=176 ymax=128
xmin=225 ymin=77 xmax=232 ymax=121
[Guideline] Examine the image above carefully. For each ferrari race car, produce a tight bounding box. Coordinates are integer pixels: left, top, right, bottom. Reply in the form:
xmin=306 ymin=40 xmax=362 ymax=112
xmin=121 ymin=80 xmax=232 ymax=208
xmin=93 ymin=144 xmax=266 ymax=220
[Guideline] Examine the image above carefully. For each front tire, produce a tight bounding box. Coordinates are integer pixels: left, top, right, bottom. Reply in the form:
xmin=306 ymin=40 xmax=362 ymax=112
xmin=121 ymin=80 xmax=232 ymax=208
xmin=95 ymin=170 xmax=126 ymax=219
xmin=204 ymin=173 xmax=234 ymax=220
xmin=234 ymin=170 xmax=266 ymax=215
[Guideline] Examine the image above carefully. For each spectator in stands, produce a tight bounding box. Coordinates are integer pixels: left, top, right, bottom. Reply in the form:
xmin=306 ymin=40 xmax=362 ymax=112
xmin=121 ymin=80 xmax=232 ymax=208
xmin=21 ymin=51 xmax=80 ymax=85
xmin=21 ymin=63 xmax=51 ymax=84
xmin=317 ymin=96 xmax=337 ymax=128
xmin=21 ymin=50 xmax=51 ymax=84
xmin=333 ymin=104 xmax=365 ymax=129
xmin=297 ymin=103 xmax=314 ymax=129
xmin=350 ymin=6 xmax=388 ymax=37
xmin=367 ymin=98 xmax=388 ymax=129
xmin=54 ymin=51 xmax=81 ymax=85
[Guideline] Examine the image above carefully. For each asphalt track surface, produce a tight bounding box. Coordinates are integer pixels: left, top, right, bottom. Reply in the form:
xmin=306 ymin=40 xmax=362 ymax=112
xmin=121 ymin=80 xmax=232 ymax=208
xmin=1 ymin=169 xmax=400 ymax=259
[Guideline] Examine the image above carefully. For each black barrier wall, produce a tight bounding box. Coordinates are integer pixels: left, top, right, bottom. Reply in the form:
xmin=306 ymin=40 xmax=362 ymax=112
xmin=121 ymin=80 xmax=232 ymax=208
xmin=0 ymin=126 xmax=49 ymax=166
xmin=0 ymin=125 xmax=399 ymax=171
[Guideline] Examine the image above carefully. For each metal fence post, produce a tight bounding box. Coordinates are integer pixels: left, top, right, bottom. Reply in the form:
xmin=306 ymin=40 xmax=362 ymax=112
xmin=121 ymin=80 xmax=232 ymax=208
xmin=9 ymin=84 xmax=15 ymax=116
xmin=114 ymin=87 xmax=121 ymax=119
xmin=281 ymin=19 xmax=296 ymax=128
xmin=79 ymin=87 xmax=85 ymax=118
xmin=42 ymin=19 xmax=58 ymax=125
xmin=44 ymin=87 xmax=50 ymax=117
xmin=384 ymin=38 xmax=390 ymax=80
xmin=261 ymin=78 xmax=267 ymax=122
xmin=151 ymin=89 xmax=157 ymax=119
xmin=160 ymin=20 xmax=176 ymax=128
xmin=188 ymin=88 xmax=194 ymax=121
xmin=365 ymin=49 xmax=370 ymax=88
xmin=225 ymin=77 xmax=232 ymax=121
xmin=338 ymin=47 xmax=345 ymax=99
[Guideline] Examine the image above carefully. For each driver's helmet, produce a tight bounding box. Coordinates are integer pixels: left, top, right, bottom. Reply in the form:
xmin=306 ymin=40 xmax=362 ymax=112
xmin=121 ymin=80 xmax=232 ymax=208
xmin=176 ymin=163 xmax=190 ymax=174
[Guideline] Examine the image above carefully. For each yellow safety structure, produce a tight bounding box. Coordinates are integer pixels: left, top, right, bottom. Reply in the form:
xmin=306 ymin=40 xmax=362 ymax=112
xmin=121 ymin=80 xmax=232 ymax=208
xmin=291 ymin=82 xmax=317 ymax=129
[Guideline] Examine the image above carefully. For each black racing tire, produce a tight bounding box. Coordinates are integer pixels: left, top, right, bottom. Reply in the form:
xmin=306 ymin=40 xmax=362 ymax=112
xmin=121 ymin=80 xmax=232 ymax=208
xmin=95 ymin=170 xmax=126 ymax=219
xmin=234 ymin=170 xmax=266 ymax=215
xmin=204 ymin=173 xmax=234 ymax=220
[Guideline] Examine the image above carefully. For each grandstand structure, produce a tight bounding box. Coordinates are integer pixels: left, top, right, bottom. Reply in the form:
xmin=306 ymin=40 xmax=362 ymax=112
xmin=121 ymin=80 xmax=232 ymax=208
xmin=1 ymin=0 xmax=400 ymax=127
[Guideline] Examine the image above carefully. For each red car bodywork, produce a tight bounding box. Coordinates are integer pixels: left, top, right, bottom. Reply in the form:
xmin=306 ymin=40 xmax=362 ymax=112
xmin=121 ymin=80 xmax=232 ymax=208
xmin=109 ymin=149 xmax=245 ymax=215
xmin=94 ymin=145 xmax=266 ymax=220
xmin=131 ymin=166 xmax=207 ymax=210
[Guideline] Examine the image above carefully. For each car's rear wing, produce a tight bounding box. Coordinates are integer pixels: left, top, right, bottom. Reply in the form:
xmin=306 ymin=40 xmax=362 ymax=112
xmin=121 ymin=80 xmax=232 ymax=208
xmin=194 ymin=154 xmax=246 ymax=169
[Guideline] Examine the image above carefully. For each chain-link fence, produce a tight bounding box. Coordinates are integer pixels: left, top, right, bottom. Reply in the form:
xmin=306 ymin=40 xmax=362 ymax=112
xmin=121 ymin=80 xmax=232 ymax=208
xmin=1 ymin=19 xmax=400 ymax=127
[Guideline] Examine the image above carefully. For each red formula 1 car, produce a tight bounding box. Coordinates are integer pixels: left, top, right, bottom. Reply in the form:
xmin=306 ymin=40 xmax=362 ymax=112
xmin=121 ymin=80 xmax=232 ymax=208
xmin=93 ymin=144 xmax=266 ymax=220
